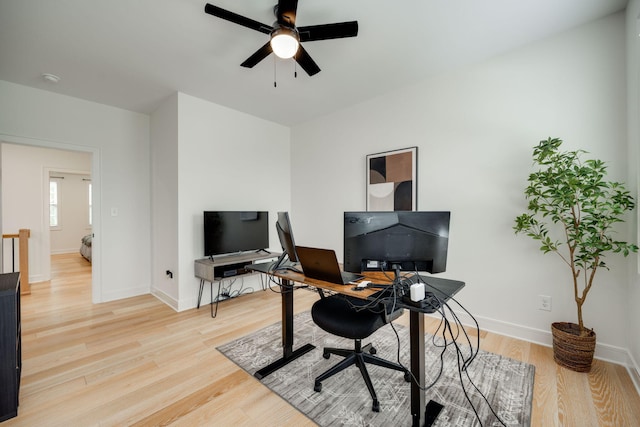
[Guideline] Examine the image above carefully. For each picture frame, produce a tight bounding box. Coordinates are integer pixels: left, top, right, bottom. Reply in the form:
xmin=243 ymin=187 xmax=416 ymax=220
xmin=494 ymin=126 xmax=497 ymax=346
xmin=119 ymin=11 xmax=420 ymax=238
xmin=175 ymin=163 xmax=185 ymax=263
xmin=366 ymin=147 xmax=417 ymax=211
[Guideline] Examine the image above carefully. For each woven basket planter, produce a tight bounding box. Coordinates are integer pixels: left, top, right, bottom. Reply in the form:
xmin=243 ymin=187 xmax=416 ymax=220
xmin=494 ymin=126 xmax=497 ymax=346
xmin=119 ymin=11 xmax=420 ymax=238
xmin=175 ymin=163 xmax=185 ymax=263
xmin=551 ymin=322 xmax=596 ymax=372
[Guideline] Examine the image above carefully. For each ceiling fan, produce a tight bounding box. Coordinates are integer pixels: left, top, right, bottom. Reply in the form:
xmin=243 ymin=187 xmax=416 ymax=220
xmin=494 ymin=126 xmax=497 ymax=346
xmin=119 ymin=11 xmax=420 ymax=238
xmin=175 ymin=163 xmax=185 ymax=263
xmin=204 ymin=1 xmax=358 ymax=76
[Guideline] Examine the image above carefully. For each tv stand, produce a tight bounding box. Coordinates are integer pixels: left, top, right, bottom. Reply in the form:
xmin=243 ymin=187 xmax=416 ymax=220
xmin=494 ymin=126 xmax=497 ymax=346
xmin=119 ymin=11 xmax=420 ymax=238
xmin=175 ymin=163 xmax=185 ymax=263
xmin=194 ymin=251 xmax=279 ymax=317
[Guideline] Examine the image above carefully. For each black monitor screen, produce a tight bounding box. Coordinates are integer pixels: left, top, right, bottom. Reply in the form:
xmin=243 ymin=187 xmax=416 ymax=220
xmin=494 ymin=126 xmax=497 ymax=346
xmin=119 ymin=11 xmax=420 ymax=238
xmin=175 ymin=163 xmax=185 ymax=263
xmin=276 ymin=212 xmax=298 ymax=263
xmin=343 ymin=211 xmax=450 ymax=274
xmin=203 ymin=211 xmax=269 ymax=257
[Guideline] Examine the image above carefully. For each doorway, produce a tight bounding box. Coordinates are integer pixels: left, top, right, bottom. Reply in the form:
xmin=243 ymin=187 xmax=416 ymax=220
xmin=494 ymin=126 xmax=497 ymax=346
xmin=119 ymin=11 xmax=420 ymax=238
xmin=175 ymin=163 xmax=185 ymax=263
xmin=0 ymin=137 xmax=101 ymax=301
xmin=48 ymin=170 xmax=92 ymax=263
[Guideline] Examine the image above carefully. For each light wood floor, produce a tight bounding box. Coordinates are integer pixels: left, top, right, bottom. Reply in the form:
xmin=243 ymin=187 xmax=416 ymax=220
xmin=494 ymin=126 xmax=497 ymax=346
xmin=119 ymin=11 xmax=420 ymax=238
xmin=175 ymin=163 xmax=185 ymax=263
xmin=5 ymin=253 xmax=640 ymax=426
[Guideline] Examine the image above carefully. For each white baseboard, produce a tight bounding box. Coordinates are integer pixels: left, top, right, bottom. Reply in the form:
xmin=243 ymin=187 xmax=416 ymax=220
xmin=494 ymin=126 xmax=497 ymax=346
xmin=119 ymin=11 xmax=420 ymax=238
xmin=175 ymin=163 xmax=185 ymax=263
xmin=151 ymin=288 xmax=179 ymax=312
xmin=181 ymin=294 xmax=201 ymax=312
xmin=444 ymin=311 xmax=631 ymax=366
xmin=27 ymin=273 xmax=47 ymax=284
xmin=51 ymin=248 xmax=80 ymax=255
xmin=100 ymin=286 xmax=149 ymax=303
xmin=626 ymin=354 xmax=640 ymax=396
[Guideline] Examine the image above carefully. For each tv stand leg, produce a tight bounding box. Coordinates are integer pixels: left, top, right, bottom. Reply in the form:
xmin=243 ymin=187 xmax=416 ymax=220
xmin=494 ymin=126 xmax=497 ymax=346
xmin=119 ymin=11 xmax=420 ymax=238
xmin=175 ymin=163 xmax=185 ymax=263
xmin=197 ymin=279 xmax=204 ymax=309
xmin=196 ymin=279 xmax=221 ymax=318
xmin=210 ymin=280 xmax=221 ymax=318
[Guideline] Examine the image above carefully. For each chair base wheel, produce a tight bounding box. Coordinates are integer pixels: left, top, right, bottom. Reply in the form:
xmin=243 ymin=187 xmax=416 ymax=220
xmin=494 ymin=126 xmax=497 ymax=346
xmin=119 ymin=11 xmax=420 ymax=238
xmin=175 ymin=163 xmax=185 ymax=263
xmin=404 ymin=371 xmax=411 ymax=382
xmin=314 ymin=382 xmax=322 ymax=392
xmin=372 ymin=399 xmax=380 ymax=412
xmin=323 ymin=352 xmax=330 ymax=359
xmin=369 ymin=346 xmax=377 ymax=355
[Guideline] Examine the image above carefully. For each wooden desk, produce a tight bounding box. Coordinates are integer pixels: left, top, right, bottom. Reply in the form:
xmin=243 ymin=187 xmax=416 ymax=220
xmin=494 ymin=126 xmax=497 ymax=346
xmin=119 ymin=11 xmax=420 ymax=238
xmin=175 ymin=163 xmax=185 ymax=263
xmin=248 ymin=263 xmax=465 ymax=427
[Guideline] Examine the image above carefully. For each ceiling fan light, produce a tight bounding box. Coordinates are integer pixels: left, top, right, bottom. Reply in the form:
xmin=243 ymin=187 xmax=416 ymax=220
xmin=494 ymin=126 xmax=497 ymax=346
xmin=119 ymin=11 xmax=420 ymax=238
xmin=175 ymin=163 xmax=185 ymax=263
xmin=270 ymin=27 xmax=299 ymax=59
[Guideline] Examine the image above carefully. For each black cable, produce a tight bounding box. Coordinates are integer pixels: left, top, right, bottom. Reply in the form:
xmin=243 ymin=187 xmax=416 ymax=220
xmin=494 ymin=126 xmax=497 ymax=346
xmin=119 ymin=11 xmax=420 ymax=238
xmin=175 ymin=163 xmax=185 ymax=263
xmin=421 ymin=280 xmax=480 ymax=370
xmin=213 ymin=277 xmax=257 ymax=302
xmin=347 ymin=274 xmax=451 ymax=393
xmin=415 ymin=272 xmax=506 ymax=427
xmin=264 ymin=274 xmax=308 ymax=294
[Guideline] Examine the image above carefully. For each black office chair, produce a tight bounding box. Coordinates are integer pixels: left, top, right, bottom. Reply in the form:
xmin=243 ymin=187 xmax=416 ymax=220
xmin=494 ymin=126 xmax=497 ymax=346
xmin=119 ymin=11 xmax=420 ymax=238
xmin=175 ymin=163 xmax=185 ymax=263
xmin=311 ymin=293 xmax=410 ymax=412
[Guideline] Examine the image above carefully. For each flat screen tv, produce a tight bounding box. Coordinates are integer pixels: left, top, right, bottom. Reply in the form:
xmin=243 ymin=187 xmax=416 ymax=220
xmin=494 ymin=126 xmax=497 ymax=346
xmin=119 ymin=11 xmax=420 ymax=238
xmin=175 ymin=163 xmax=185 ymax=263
xmin=203 ymin=211 xmax=269 ymax=257
xmin=343 ymin=211 xmax=450 ymax=274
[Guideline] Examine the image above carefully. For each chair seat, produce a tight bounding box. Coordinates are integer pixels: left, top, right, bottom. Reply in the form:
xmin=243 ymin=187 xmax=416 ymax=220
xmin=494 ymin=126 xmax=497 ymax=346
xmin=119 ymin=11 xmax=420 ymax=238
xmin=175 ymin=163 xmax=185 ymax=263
xmin=311 ymin=295 xmax=387 ymax=340
xmin=311 ymin=293 xmax=409 ymax=412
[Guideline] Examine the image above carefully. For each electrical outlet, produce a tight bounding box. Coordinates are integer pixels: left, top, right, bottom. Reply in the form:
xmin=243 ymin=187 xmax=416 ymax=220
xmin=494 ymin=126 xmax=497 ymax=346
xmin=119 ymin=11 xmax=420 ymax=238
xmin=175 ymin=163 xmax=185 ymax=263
xmin=538 ymin=295 xmax=552 ymax=311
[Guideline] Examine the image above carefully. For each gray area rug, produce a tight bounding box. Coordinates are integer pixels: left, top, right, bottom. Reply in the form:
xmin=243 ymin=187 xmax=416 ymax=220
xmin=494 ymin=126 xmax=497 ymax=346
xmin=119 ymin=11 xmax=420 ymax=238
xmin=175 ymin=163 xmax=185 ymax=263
xmin=217 ymin=311 xmax=534 ymax=426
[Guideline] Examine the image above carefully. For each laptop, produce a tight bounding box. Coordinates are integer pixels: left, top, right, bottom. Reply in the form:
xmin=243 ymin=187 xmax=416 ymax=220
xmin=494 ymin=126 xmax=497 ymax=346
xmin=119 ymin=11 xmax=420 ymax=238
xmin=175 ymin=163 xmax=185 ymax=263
xmin=296 ymin=246 xmax=364 ymax=285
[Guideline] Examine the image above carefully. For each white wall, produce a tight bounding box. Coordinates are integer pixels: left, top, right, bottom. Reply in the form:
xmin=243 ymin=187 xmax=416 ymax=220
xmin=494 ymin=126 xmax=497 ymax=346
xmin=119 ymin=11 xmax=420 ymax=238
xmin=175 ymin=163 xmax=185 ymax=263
xmin=291 ymin=13 xmax=634 ymax=363
xmin=626 ymin=0 xmax=640 ymax=382
xmin=1 ymin=144 xmax=91 ymax=279
xmin=0 ymin=81 xmax=151 ymax=303
xmin=149 ymin=93 xmax=179 ymax=307
xmin=150 ymin=92 xmax=292 ymax=311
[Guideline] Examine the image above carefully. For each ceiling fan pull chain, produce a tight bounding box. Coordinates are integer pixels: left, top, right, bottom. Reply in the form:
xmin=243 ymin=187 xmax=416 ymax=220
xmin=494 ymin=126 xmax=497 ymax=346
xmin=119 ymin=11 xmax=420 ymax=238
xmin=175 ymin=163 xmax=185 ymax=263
xmin=294 ymin=61 xmax=297 ymax=79
xmin=274 ymin=56 xmax=277 ymax=87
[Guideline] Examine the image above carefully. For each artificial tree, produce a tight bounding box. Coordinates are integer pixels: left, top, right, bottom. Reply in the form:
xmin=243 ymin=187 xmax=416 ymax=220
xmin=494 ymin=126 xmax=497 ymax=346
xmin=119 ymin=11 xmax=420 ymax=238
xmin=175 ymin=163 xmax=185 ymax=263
xmin=514 ymin=137 xmax=637 ymax=370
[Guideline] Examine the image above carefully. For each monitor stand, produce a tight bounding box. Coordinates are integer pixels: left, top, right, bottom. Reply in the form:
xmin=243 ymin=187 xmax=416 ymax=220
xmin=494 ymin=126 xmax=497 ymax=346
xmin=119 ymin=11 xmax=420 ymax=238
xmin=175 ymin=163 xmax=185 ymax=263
xmin=271 ymin=253 xmax=302 ymax=273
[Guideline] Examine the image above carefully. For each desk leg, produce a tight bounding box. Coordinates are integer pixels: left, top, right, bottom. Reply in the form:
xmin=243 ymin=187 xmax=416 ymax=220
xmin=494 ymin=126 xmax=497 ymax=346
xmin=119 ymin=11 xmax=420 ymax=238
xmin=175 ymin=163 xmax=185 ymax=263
xmin=410 ymin=310 xmax=426 ymax=427
xmin=282 ymin=281 xmax=294 ymax=358
xmin=254 ymin=278 xmax=315 ymax=380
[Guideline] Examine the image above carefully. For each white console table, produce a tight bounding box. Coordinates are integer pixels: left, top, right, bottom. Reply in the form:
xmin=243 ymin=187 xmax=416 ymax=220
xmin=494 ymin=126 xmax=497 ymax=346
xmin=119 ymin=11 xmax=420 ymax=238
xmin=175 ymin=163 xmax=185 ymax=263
xmin=194 ymin=251 xmax=279 ymax=317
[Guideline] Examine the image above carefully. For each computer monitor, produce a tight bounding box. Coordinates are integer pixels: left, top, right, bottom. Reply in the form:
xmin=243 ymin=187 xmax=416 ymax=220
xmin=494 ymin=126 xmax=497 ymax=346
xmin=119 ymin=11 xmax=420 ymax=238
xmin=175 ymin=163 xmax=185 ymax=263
xmin=272 ymin=212 xmax=301 ymax=271
xmin=343 ymin=211 xmax=451 ymax=275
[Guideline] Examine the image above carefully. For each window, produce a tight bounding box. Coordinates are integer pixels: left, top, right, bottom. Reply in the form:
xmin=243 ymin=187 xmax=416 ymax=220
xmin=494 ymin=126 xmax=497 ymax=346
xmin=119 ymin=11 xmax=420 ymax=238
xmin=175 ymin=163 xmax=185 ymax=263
xmin=50 ymin=180 xmax=59 ymax=228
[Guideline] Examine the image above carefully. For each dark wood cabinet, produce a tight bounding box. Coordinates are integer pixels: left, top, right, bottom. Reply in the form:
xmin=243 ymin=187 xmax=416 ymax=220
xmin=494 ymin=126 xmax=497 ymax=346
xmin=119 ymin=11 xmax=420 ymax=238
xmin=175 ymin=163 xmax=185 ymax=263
xmin=0 ymin=272 xmax=21 ymax=422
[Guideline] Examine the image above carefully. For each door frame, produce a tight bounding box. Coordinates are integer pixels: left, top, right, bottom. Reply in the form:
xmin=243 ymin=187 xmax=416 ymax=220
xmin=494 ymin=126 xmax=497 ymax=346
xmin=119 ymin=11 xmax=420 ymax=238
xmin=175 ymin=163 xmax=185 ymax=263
xmin=0 ymin=133 xmax=102 ymax=303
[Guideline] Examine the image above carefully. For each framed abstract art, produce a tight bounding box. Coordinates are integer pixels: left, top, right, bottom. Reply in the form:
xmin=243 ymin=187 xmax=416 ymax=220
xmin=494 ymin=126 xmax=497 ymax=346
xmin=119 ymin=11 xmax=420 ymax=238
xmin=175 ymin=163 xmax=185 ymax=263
xmin=366 ymin=147 xmax=417 ymax=211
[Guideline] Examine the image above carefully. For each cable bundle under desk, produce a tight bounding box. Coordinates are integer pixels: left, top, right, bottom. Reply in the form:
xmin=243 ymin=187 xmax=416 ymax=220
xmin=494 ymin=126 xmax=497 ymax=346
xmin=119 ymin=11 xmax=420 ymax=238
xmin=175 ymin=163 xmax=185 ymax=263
xmin=350 ymin=273 xmax=508 ymax=427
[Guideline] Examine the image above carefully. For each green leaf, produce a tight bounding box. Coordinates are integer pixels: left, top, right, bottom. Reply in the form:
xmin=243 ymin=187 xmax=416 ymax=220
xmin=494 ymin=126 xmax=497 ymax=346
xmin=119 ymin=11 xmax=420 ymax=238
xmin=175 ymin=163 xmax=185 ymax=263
xmin=514 ymin=137 xmax=637 ymax=329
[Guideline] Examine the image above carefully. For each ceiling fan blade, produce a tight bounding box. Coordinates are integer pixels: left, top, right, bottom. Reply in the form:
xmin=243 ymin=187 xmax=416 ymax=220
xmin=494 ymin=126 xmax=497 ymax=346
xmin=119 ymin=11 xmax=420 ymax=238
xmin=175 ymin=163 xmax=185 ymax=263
xmin=240 ymin=42 xmax=274 ymax=68
xmin=294 ymin=45 xmax=320 ymax=76
xmin=276 ymin=0 xmax=298 ymax=26
xmin=298 ymin=21 xmax=358 ymax=42
xmin=204 ymin=3 xmax=272 ymax=34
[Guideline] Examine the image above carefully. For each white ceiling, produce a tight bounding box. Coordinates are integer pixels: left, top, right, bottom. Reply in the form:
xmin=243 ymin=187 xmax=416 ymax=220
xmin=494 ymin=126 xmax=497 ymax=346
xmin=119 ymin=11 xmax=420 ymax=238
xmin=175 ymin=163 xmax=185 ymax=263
xmin=0 ymin=0 xmax=628 ymax=126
